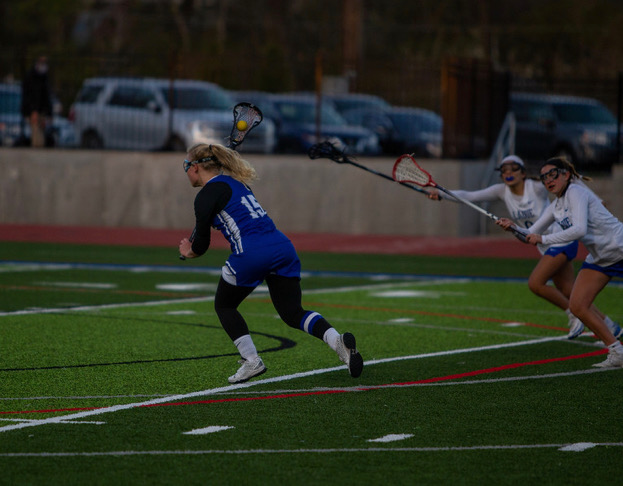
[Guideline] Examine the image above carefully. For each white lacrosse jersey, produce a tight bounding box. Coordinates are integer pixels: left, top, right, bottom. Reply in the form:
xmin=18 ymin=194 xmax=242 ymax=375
xmin=531 ymin=184 xmax=623 ymax=267
xmin=452 ymin=179 xmax=555 ymax=254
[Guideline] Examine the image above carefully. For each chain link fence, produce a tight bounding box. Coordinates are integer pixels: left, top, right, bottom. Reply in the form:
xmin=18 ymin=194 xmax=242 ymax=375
xmin=1 ymin=52 xmax=621 ymax=164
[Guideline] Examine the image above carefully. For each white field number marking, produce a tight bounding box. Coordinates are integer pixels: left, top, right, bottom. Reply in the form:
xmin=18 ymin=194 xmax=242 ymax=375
xmin=558 ymin=442 xmax=598 ymax=452
xmin=156 ymin=283 xmax=217 ymax=292
xmin=371 ymin=290 xmax=465 ymax=299
xmin=34 ymin=281 xmax=117 ymax=289
xmin=368 ymin=434 xmax=414 ymax=443
xmin=183 ymin=425 xmax=235 ymax=435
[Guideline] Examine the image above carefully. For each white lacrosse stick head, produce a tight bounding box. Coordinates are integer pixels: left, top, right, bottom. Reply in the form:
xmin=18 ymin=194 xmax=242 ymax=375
xmin=392 ymin=154 xmax=433 ymax=187
xmin=229 ymin=103 xmax=263 ymax=148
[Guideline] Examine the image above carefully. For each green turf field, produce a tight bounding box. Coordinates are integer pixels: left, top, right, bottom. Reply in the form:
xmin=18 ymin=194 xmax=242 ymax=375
xmin=1 ymin=242 xmax=621 ymax=485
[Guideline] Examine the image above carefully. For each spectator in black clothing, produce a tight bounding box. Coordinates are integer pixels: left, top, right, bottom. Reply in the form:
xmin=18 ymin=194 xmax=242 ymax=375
xmin=21 ymin=56 xmax=53 ymax=147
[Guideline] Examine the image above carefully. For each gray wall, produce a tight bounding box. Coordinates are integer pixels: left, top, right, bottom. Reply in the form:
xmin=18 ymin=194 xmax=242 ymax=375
xmin=1 ymin=148 xmax=621 ymax=237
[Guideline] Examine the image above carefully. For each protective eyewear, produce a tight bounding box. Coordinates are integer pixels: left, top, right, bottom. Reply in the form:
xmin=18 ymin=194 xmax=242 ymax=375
xmin=183 ymin=159 xmax=195 ymax=173
xmin=540 ymin=167 xmax=566 ymax=183
xmin=498 ymin=163 xmax=522 ymax=174
xmin=183 ymin=156 xmax=216 ymax=172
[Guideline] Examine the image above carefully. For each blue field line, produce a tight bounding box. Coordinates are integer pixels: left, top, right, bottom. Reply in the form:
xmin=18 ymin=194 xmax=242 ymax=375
xmin=4 ymin=260 xmax=623 ymax=288
xmin=0 ymin=260 xmax=533 ymax=283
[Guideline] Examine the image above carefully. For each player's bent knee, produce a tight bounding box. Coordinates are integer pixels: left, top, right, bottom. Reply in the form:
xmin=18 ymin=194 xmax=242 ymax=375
xmin=568 ymin=301 xmax=589 ymax=319
xmin=279 ymin=309 xmax=306 ymax=329
xmin=528 ymin=280 xmax=545 ymax=295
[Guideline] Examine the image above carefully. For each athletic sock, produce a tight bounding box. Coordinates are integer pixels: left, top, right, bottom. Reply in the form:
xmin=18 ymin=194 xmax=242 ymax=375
xmin=300 ymin=312 xmax=333 ymax=340
xmin=323 ymin=328 xmax=340 ymax=351
xmin=233 ymin=334 xmax=258 ymax=361
xmin=604 ymin=316 xmax=615 ymax=326
xmin=608 ymin=341 xmax=623 ymax=354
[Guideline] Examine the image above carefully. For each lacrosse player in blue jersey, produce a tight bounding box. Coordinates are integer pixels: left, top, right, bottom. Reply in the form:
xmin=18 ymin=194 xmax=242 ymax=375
xmin=428 ymin=155 xmax=620 ymax=340
xmin=498 ymin=157 xmax=623 ymax=368
xmin=179 ymin=143 xmax=363 ymax=383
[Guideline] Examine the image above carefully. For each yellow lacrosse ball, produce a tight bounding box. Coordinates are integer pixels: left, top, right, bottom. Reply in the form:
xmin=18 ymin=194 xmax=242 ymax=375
xmin=236 ymin=120 xmax=248 ymax=131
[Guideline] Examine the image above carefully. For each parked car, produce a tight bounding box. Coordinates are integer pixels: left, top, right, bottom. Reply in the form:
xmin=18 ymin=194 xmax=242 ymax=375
xmin=341 ymin=106 xmax=443 ymax=157
xmin=510 ymin=92 xmax=621 ymax=170
xmin=0 ymin=83 xmax=77 ymax=148
xmin=69 ymin=78 xmax=276 ymax=153
xmin=325 ymin=92 xmax=392 ymax=116
xmin=230 ymin=92 xmax=380 ymax=155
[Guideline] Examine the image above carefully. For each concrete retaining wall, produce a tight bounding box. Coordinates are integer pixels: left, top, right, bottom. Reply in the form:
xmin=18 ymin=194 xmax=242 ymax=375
xmin=1 ymin=148 xmax=621 ymax=237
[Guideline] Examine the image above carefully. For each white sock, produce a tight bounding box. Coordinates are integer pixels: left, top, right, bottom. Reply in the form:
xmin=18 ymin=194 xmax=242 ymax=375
xmin=233 ymin=334 xmax=258 ymax=360
xmin=565 ymin=309 xmax=573 ymax=317
xmin=608 ymin=341 xmax=623 ymax=354
xmin=323 ymin=328 xmax=340 ymax=351
xmin=604 ymin=316 xmax=615 ymax=326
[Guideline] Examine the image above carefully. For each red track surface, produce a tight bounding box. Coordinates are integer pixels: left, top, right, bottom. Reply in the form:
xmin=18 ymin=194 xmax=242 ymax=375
xmin=0 ymin=223 xmax=564 ymax=259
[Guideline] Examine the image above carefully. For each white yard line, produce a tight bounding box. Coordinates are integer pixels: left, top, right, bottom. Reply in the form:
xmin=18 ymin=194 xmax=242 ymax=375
xmin=1 ymin=442 xmax=621 ymax=457
xmin=0 ymin=296 xmax=214 ymax=317
xmin=0 ymin=394 xmax=173 ymax=401
xmin=0 ymin=274 xmax=605 ymax=434
xmin=0 ymin=279 xmax=464 ymax=317
xmin=0 ymin=335 xmax=566 ymax=434
xmin=3 ymin=367 xmax=610 ymax=404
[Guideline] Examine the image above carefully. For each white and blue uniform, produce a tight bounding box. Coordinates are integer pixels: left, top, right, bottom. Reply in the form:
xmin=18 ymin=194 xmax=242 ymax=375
xmin=451 ymin=179 xmax=570 ymax=256
xmin=187 ymin=165 xmax=363 ymax=380
xmin=192 ymin=174 xmax=300 ymax=287
xmin=529 ymin=183 xmax=623 ymax=274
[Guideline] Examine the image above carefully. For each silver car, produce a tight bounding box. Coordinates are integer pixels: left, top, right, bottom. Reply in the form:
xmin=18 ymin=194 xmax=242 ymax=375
xmin=69 ymin=77 xmax=276 ymax=153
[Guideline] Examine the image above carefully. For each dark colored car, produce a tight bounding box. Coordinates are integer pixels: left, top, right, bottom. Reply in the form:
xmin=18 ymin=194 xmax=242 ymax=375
xmin=325 ymin=92 xmax=392 ymax=116
xmin=230 ymin=91 xmax=380 ymax=155
xmin=341 ymin=106 xmax=443 ymax=157
xmin=0 ymin=83 xmax=77 ymax=147
xmin=510 ymin=92 xmax=621 ymax=170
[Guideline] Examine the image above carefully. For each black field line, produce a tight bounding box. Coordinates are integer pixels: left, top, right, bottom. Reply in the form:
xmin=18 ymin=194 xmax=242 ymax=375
xmin=1 ymin=442 xmax=622 ymax=457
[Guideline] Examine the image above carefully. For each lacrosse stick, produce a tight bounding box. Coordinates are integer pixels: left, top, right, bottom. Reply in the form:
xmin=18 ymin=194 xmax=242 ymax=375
xmin=392 ymin=154 xmax=528 ymax=243
xmin=228 ymin=102 xmax=263 ymax=149
xmin=308 ymin=141 xmax=432 ymax=197
xmin=180 ymin=102 xmax=264 ymax=260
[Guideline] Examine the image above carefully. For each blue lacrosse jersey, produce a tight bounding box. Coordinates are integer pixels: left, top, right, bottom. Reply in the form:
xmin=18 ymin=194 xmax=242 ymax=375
xmin=207 ymin=174 xmax=301 ymax=286
xmin=208 ymin=175 xmax=282 ymax=251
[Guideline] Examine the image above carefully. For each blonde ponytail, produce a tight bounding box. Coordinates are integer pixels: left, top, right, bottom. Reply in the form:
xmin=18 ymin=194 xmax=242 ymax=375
xmin=187 ymin=143 xmax=257 ymax=185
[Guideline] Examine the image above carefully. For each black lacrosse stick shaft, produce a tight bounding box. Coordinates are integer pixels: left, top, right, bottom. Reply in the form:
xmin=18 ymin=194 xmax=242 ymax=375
xmin=308 ymin=142 xmax=431 ymax=196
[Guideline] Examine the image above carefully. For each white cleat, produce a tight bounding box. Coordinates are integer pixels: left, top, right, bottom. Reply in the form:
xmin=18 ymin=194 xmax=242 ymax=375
xmin=335 ymin=332 xmax=363 ymax=378
xmin=592 ymin=351 xmax=623 ymax=369
xmin=228 ymin=356 xmax=267 ymax=384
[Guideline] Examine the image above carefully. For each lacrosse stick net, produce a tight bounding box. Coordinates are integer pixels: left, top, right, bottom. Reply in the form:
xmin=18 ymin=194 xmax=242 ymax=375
xmin=229 ymin=102 xmax=263 ymax=148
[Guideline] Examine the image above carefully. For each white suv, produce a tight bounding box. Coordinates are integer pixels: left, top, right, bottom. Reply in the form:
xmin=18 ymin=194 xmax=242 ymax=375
xmin=69 ymin=77 xmax=276 ymax=153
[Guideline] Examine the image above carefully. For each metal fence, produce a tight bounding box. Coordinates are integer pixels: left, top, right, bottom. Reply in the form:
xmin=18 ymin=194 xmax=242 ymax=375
xmin=1 ymin=53 xmax=621 ymax=163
